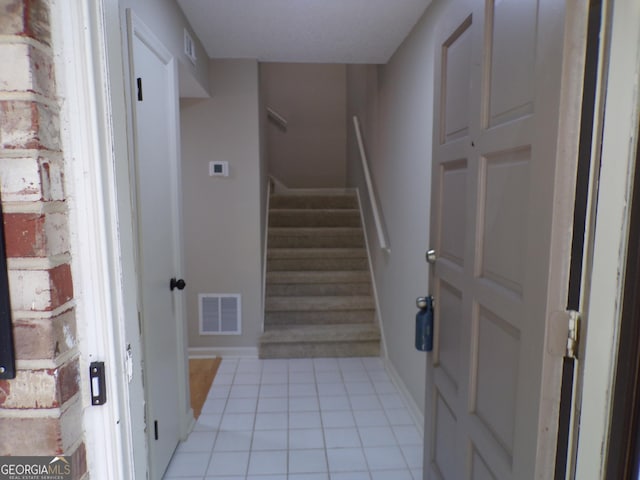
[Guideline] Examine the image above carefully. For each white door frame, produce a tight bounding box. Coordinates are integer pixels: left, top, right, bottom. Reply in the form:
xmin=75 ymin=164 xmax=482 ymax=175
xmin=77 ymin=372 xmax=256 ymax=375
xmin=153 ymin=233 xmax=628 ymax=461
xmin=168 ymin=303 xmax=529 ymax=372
xmin=51 ymin=0 xmax=149 ymax=478
xmin=573 ymin=0 xmax=640 ymax=477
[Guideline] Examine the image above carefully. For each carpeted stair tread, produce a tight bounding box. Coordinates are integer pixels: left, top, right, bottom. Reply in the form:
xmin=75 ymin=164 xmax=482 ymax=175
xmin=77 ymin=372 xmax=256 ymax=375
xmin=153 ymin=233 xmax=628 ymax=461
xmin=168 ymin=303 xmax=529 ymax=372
xmin=267 ymin=257 xmax=368 ymax=271
xmin=270 ymin=194 xmax=358 ymax=209
xmin=266 ymin=271 xmax=371 ymax=284
xmin=265 ymin=295 xmax=374 ymax=312
xmin=268 ymin=228 xmax=365 ymax=248
xmin=260 ymin=323 xmax=381 ymax=343
xmin=259 ymin=341 xmax=380 ymax=359
xmin=260 ymin=190 xmax=380 ymax=358
xmin=265 ymin=310 xmax=375 ymax=326
xmin=269 ymin=209 xmax=361 ymax=228
xmin=269 ymin=227 xmax=363 ymax=236
xmin=267 ymin=248 xmax=367 ymax=259
xmin=266 ymin=282 xmax=372 ymax=297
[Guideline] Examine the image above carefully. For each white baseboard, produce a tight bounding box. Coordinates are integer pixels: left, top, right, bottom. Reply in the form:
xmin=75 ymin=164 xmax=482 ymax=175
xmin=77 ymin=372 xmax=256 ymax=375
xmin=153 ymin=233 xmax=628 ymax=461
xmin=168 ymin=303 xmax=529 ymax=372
xmin=181 ymin=408 xmax=196 ymax=440
xmin=383 ymin=357 xmax=425 ymax=437
xmin=188 ymin=346 xmax=259 ymax=358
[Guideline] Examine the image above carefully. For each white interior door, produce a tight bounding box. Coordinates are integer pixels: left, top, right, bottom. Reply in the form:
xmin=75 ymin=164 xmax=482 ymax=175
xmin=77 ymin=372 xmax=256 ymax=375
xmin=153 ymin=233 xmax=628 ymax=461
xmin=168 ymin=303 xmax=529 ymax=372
xmin=425 ymin=1 xmax=579 ymax=478
xmin=129 ymin=15 xmax=184 ymax=480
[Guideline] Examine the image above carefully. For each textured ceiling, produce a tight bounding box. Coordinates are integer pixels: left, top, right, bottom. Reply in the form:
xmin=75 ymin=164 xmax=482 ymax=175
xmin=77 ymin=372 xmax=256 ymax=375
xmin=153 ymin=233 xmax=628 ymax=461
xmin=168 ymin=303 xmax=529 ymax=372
xmin=176 ymin=0 xmax=432 ymax=64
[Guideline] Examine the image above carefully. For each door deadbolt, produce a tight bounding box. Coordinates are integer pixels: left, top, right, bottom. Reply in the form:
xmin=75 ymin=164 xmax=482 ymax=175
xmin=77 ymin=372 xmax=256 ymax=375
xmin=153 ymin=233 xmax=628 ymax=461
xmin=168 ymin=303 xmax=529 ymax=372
xmin=426 ymin=249 xmax=437 ymax=264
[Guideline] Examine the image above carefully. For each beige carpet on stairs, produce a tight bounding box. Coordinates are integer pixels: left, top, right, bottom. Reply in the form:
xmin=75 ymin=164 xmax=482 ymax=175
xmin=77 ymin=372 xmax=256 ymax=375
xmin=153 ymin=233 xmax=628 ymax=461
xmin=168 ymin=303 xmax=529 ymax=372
xmin=260 ymin=191 xmax=381 ymax=358
xmin=189 ymin=357 xmax=222 ymax=419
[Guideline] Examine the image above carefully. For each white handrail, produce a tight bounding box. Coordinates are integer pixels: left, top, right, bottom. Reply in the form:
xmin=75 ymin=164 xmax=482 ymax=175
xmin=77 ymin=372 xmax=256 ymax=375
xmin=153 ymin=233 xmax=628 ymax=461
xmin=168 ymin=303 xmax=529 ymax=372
xmin=266 ymin=107 xmax=288 ymax=131
xmin=353 ymin=115 xmax=390 ymax=252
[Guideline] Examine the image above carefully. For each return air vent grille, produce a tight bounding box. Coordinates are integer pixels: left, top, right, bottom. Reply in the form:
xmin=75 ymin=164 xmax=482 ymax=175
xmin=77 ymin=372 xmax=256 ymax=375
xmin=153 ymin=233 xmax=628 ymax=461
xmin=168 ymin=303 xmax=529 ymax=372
xmin=199 ymin=294 xmax=241 ymax=335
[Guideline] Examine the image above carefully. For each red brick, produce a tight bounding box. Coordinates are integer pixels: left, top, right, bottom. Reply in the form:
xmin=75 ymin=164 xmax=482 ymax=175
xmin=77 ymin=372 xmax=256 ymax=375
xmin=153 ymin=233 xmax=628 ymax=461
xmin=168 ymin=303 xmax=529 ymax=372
xmin=13 ymin=310 xmax=77 ymax=361
xmin=25 ymin=43 xmax=55 ymax=98
xmin=0 ymin=416 xmax=62 ymax=455
xmin=57 ymin=358 xmax=79 ymax=405
xmin=8 ymin=265 xmax=74 ymax=312
xmin=0 ymin=358 xmax=79 ymax=409
xmin=69 ymin=442 xmax=86 ymax=480
xmin=0 ymin=100 xmax=60 ymax=150
xmin=0 ymin=380 xmax=8 ymax=405
xmin=23 ymin=0 xmax=50 ymax=44
xmin=0 ymin=0 xmax=26 ymax=37
xmin=0 ymin=369 xmax=54 ymax=408
xmin=4 ymin=213 xmax=46 ymax=257
xmin=49 ymin=263 xmax=73 ymax=309
xmin=3 ymin=211 xmax=68 ymax=258
xmin=0 ymin=0 xmax=51 ymax=45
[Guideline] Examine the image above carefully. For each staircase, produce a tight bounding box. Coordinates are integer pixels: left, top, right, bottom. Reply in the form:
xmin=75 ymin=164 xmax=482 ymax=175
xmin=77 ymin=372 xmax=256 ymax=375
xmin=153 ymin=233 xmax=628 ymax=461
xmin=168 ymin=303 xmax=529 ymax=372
xmin=259 ymin=191 xmax=381 ymax=358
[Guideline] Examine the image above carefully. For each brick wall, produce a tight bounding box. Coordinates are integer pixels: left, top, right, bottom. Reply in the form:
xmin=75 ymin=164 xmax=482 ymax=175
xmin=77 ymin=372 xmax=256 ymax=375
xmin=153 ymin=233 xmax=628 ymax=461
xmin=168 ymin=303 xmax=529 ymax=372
xmin=0 ymin=0 xmax=86 ymax=477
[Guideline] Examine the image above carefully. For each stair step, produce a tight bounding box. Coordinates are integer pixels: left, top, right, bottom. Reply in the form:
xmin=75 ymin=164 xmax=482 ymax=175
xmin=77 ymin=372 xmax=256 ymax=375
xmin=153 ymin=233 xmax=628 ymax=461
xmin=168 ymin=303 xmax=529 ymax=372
xmin=267 ymin=257 xmax=368 ymax=271
xmin=265 ymin=310 xmax=375 ymax=326
xmin=259 ymin=324 xmax=381 ymax=359
xmin=266 ymin=271 xmax=371 ymax=284
xmin=266 ymin=282 xmax=372 ymax=297
xmin=267 ymin=248 xmax=366 ymax=259
xmin=265 ymin=295 xmax=374 ymax=312
xmin=270 ymin=194 xmax=358 ymax=210
xmin=268 ymin=227 xmax=365 ymax=248
xmin=269 ymin=209 xmax=361 ymax=228
xmin=262 ymin=191 xmax=379 ymax=359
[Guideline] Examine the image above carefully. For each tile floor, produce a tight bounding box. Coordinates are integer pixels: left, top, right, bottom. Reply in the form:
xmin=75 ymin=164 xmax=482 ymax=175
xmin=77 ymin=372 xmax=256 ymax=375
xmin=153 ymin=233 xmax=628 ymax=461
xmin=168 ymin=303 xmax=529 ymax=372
xmin=164 ymin=356 xmax=423 ymax=480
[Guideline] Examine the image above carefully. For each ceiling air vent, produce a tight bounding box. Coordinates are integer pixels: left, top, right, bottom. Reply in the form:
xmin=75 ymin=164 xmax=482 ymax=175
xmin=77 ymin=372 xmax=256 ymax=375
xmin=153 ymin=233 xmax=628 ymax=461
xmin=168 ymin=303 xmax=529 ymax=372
xmin=199 ymin=294 xmax=241 ymax=335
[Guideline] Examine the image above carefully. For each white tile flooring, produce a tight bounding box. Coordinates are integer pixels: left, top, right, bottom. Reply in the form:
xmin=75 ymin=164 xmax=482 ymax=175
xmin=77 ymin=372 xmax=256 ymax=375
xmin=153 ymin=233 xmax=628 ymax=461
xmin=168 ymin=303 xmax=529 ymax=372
xmin=163 ymin=357 xmax=423 ymax=480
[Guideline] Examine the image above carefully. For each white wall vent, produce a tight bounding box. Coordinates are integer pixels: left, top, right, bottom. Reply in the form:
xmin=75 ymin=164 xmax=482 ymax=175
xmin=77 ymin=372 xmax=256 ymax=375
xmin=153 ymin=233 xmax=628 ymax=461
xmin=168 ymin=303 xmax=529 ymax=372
xmin=199 ymin=294 xmax=241 ymax=335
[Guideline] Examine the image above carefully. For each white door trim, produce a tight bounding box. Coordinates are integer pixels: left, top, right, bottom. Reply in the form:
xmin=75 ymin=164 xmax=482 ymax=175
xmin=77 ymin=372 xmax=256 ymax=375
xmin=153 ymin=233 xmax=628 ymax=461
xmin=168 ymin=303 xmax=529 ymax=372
xmin=51 ymin=0 xmax=145 ymax=478
xmin=574 ymin=0 xmax=640 ymax=477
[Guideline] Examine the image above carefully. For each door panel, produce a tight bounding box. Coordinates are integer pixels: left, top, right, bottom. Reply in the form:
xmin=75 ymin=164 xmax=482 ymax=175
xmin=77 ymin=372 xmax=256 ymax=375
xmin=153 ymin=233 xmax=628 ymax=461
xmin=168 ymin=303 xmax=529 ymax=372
xmin=478 ymin=149 xmax=530 ymax=296
xmin=437 ymin=281 xmax=463 ymax=391
xmin=471 ymin=448 xmax=496 ymax=480
xmin=441 ymin=17 xmax=473 ymax=144
xmin=472 ymin=305 xmax=520 ymax=457
xmin=485 ymin=0 xmax=537 ymax=127
xmin=433 ymin=391 xmax=458 ymax=479
xmin=439 ymin=161 xmax=468 ymax=266
xmin=129 ymin=16 xmax=182 ymax=480
xmin=426 ymin=0 xmax=574 ymax=478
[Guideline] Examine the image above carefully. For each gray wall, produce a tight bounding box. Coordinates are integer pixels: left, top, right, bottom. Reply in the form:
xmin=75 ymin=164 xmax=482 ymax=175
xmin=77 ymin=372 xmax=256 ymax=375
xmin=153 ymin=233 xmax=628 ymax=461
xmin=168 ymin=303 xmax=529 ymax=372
xmin=261 ymin=63 xmax=347 ymax=188
xmin=120 ymin=0 xmax=210 ymax=97
xmin=180 ymin=59 xmax=264 ymax=350
xmin=346 ymin=0 xmax=446 ymax=413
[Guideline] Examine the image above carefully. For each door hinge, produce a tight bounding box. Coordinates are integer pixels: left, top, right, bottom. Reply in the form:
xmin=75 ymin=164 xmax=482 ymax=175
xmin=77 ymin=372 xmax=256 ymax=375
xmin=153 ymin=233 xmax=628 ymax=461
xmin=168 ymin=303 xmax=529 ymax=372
xmin=566 ymin=310 xmax=581 ymax=359
xmin=137 ymin=77 xmax=143 ymax=101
